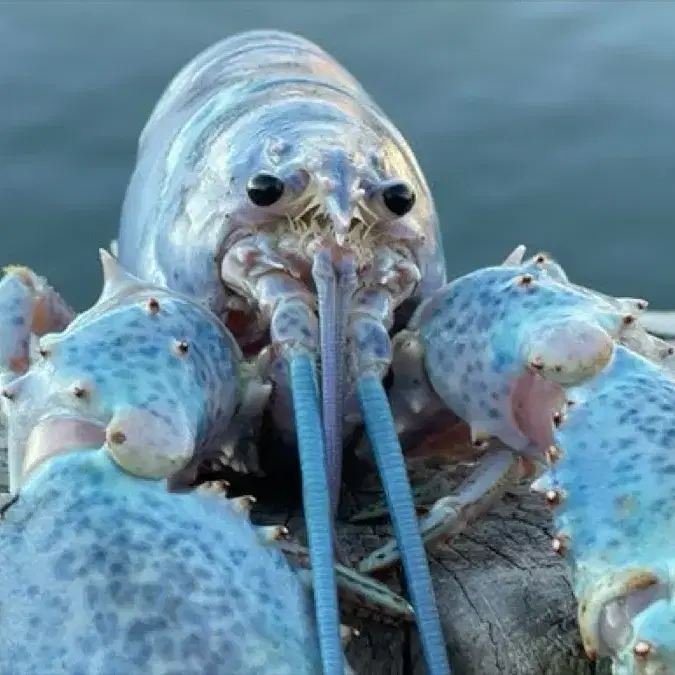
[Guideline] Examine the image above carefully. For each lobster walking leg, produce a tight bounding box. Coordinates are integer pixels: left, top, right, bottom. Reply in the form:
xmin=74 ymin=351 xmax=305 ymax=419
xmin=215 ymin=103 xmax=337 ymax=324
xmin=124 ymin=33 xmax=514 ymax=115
xmin=357 ymin=449 xmax=529 ymax=574
xmin=0 ymin=265 xmax=75 ymax=385
xmin=0 ymin=266 xmax=76 ymax=489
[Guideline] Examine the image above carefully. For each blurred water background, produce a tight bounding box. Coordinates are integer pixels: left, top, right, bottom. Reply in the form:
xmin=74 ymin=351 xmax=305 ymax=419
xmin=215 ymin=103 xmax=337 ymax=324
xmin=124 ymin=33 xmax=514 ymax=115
xmin=1 ymin=1 xmax=674 ymax=310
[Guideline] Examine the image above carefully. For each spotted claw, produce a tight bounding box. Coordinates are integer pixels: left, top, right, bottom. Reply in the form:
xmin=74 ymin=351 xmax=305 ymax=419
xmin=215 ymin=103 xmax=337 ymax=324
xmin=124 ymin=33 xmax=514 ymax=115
xmin=2 ymin=250 xmax=244 ymax=496
xmin=0 ymin=253 xmax=354 ymax=673
xmin=0 ymin=442 xmax=355 ymax=673
xmin=392 ymin=246 xmax=675 ymax=674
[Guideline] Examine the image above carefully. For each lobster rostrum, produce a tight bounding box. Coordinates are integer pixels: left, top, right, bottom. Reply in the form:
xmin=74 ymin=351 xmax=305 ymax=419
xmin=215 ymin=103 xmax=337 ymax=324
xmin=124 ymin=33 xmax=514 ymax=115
xmin=116 ymin=29 xmax=449 ymax=675
xmin=0 ymin=253 xmax=420 ymax=673
xmin=361 ymin=244 xmax=675 ymax=674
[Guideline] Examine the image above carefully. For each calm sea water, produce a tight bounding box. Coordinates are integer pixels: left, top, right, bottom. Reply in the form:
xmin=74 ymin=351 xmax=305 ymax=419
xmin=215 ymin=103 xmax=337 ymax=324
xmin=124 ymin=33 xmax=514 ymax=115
xmin=1 ymin=2 xmax=674 ymax=311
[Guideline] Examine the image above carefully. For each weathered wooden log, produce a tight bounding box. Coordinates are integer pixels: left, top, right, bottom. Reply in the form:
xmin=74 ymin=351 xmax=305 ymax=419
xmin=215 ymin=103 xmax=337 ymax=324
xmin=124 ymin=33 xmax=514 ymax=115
xmin=336 ymin=474 xmax=609 ymax=675
xmin=245 ymin=441 xmax=609 ymax=675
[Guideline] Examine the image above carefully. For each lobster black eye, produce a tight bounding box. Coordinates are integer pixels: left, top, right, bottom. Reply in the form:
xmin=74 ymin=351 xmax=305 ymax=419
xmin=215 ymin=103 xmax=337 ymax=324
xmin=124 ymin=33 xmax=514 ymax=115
xmin=382 ymin=181 xmax=416 ymax=217
xmin=246 ymin=173 xmax=285 ymax=207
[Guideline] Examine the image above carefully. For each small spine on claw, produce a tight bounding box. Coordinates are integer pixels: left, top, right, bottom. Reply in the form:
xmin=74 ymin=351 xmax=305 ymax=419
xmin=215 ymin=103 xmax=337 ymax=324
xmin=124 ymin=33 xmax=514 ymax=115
xmin=196 ymin=480 xmax=230 ymax=497
xmin=70 ymin=380 xmax=93 ymax=401
xmin=340 ymin=625 xmax=360 ymax=647
xmin=551 ymin=532 xmax=570 ymax=556
xmin=230 ymin=495 xmax=257 ymax=514
xmin=195 ymin=480 xmax=290 ymax=549
xmin=470 ymin=426 xmax=492 ymax=450
xmin=255 ymin=525 xmax=290 ymax=544
xmin=546 ymin=445 xmax=562 ymax=464
xmin=171 ymin=339 xmax=190 ymax=357
xmin=544 ymin=488 xmax=564 ymax=508
xmin=416 ymin=248 xmax=675 ymax=671
xmin=530 ymin=472 xmax=554 ymax=494
xmin=145 ymin=297 xmax=161 ymax=315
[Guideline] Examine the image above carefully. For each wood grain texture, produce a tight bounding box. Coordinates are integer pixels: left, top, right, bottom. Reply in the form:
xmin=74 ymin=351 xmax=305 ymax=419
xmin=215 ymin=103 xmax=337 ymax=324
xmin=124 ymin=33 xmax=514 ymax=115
xmin=277 ymin=456 xmax=611 ymax=675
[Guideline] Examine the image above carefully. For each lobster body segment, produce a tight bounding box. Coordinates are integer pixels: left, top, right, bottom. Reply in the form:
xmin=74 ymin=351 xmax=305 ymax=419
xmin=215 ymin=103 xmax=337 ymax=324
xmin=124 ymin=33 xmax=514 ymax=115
xmin=117 ymin=29 xmax=446 ymax=456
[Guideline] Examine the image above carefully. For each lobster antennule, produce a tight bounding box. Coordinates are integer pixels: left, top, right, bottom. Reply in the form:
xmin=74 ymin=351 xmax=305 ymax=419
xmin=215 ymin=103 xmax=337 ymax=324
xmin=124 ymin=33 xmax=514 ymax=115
xmin=346 ymin=269 xmax=451 ymax=674
xmin=356 ymin=372 xmax=451 ymax=675
xmin=286 ymin=351 xmax=344 ymax=675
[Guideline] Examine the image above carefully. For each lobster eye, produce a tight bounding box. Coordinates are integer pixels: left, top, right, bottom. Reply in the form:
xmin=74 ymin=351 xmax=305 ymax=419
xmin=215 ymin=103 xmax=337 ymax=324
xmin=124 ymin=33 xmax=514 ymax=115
xmin=382 ymin=181 xmax=416 ymax=217
xmin=246 ymin=173 xmax=285 ymax=207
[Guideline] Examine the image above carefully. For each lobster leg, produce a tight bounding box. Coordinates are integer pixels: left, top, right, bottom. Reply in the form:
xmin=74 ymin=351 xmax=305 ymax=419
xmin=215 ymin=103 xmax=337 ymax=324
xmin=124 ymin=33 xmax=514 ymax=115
xmin=0 ymin=265 xmax=75 ymax=385
xmin=279 ymin=540 xmax=415 ymax=625
xmin=357 ymin=448 xmax=530 ymax=574
xmin=0 ymin=266 xmax=76 ymax=487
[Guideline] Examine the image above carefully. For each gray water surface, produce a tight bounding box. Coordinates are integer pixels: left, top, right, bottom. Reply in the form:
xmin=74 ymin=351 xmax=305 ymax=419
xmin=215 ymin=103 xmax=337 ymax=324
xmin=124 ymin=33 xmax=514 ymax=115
xmin=1 ymin=2 xmax=674 ymax=310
